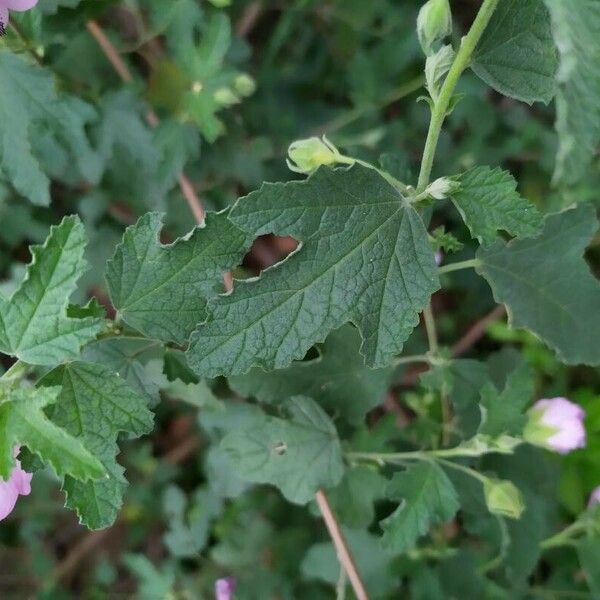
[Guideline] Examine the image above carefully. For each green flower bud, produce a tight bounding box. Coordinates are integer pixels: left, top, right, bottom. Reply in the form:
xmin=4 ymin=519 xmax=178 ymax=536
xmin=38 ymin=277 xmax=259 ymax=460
xmin=233 ymin=74 xmax=257 ymax=97
xmin=483 ymin=478 xmax=525 ymax=520
xmin=286 ymin=136 xmax=345 ymax=174
xmin=417 ymin=0 xmax=452 ymax=56
xmin=213 ymin=87 xmax=240 ymax=107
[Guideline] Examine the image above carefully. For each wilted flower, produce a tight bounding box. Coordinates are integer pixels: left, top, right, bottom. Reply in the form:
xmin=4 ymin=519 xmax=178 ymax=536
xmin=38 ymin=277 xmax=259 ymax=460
xmin=524 ymin=397 xmax=586 ymax=454
xmin=215 ymin=577 xmax=236 ymax=600
xmin=589 ymin=486 xmax=600 ymax=508
xmin=0 ymin=0 xmax=39 ymax=33
xmin=0 ymin=448 xmax=32 ymax=521
xmin=286 ymin=136 xmax=345 ymax=174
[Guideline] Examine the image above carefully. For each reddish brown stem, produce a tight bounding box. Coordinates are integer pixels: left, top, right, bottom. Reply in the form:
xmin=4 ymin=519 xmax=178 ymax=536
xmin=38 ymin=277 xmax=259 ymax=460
xmin=315 ymin=490 xmax=370 ymax=600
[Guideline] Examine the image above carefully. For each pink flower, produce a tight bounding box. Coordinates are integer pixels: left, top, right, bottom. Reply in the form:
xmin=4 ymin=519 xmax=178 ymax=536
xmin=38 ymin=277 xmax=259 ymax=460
xmin=215 ymin=577 xmax=236 ymax=600
xmin=0 ymin=449 xmax=32 ymax=521
xmin=524 ymin=397 xmax=586 ymax=455
xmin=589 ymin=486 xmax=600 ymax=508
xmin=0 ymin=0 xmax=39 ymax=33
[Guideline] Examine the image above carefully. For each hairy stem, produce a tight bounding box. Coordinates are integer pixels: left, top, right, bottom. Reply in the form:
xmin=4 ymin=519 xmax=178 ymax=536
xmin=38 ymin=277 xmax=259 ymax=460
xmin=416 ymin=0 xmax=500 ymax=192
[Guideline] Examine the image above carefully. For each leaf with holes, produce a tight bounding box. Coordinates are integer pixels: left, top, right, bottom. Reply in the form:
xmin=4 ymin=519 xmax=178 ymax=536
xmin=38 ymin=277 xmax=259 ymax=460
xmin=476 ymin=204 xmax=600 ymax=366
xmin=188 ymin=165 xmax=439 ymax=377
xmin=221 ymin=396 xmax=344 ymax=504
xmin=0 ymin=216 xmax=103 ymax=366
xmin=106 ymin=212 xmax=251 ymax=344
xmin=40 ymin=362 xmax=154 ymax=529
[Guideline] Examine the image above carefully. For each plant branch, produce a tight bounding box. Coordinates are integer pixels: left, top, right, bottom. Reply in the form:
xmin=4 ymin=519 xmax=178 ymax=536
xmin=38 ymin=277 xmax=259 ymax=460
xmin=315 ymin=490 xmax=370 ymax=600
xmin=416 ymin=0 xmax=499 ymax=192
xmin=438 ymin=258 xmax=481 ymax=275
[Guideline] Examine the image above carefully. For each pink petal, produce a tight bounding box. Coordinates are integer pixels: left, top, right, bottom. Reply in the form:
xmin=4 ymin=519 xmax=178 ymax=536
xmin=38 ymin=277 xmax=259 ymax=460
xmin=0 ymin=477 xmax=20 ymax=521
xmin=2 ymin=0 xmax=39 ymax=11
xmin=588 ymin=486 xmax=600 ymax=508
xmin=215 ymin=577 xmax=236 ymax=600
xmin=0 ymin=6 xmax=8 ymax=28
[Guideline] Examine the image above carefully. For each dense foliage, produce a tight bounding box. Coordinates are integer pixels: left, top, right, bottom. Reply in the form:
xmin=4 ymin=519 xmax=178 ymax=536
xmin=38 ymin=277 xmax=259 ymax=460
xmin=1 ymin=0 xmax=600 ymax=598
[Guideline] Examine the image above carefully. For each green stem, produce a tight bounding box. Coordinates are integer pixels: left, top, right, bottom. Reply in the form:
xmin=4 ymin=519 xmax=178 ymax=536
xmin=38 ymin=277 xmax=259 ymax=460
xmin=321 ymin=75 xmax=425 ymax=135
xmin=436 ymin=458 xmax=490 ymax=484
xmin=393 ymin=354 xmax=431 ymax=366
xmin=339 ymin=156 xmax=410 ymax=194
xmin=347 ymin=444 xmax=507 ymax=463
xmin=438 ymin=258 xmax=481 ymax=275
xmin=540 ymin=519 xmax=589 ymax=549
xmin=423 ymin=305 xmax=439 ymax=354
xmin=416 ymin=0 xmax=500 ymax=192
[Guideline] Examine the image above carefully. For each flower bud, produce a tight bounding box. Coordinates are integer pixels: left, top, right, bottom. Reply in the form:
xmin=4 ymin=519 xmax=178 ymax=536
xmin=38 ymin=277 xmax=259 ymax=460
xmin=233 ymin=74 xmax=256 ymax=97
xmin=286 ymin=136 xmax=343 ymax=174
xmin=425 ymin=176 xmax=460 ymax=200
xmin=524 ymin=397 xmax=586 ymax=455
xmin=417 ymin=0 xmax=452 ymax=56
xmin=213 ymin=87 xmax=240 ymax=107
xmin=483 ymin=478 xmax=525 ymax=519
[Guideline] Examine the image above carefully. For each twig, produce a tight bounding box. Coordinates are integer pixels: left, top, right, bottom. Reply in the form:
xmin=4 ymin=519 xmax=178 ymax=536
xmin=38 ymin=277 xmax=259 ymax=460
xmin=452 ymin=305 xmax=506 ymax=357
xmin=236 ymin=1 xmax=263 ymax=38
xmin=315 ymin=490 xmax=369 ymax=600
xmin=86 ymin=19 xmax=205 ymax=224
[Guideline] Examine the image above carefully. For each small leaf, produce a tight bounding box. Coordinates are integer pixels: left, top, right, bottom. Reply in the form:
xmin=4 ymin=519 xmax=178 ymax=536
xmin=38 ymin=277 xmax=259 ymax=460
xmin=578 ymin=538 xmax=600 ymax=596
xmin=0 ymin=50 xmax=100 ymax=206
xmin=41 ymin=362 xmax=154 ymax=529
xmin=471 ymin=0 xmax=558 ymax=104
xmin=0 ymin=216 xmax=103 ymax=366
xmin=106 ymin=212 xmax=251 ymax=344
xmin=0 ymin=383 xmax=104 ymax=482
xmin=188 ymin=164 xmax=439 ymax=377
xmin=544 ymin=0 xmax=600 ymax=185
xmin=451 ymin=167 xmax=543 ymax=244
xmin=380 ymin=462 xmax=459 ymax=553
xmin=221 ymin=396 xmax=344 ymax=504
xmin=479 ymin=363 xmax=534 ymax=437
xmin=229 ymin=325 xmax=394 ymax=425
xmin=476 ymin=204 xmax=600 ymax=365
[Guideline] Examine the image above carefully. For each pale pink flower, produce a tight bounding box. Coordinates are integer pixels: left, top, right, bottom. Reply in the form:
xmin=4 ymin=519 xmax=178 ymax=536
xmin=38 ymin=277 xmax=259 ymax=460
xmin=215 ymin=577 xmax=236 ymax=600
xmin=589 ymin=486 xmax=600 ymax=508
xmin=0 ymin=448 xmax=32 ymax=521
xmin=526 ymin=397 xmax=586 ymax=455
xmin=0 ymin=0 xmax=39 ymax=33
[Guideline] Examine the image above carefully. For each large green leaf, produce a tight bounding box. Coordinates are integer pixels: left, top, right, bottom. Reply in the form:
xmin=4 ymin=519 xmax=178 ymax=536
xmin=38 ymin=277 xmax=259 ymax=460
xmin=188 ymin=165 xmax=439 ymax=377
xmin=0 ymin=216 xmax=103 ymax=366
xmin=106 ymin=212 xmax=250 ymax=344
xmin=0 ymin=50 xmax=100 ymax=206
xmin=41 ymin=362 xmax=154 ymax=529
xmin=476 ymin=204 xmax=600 ymax=365
xmin=229 ymin=325 xmax=394 ymax=425
xmin=471 ymin=0 xmax=557 ymax=105
xmin=0 ymin=383 xmax=104 ymax=482
xmin=544 ymin=0 xmax=600 ymax=185
xmin=221 ymin=396 xmax=344 ymax=504
xmin=380 ymin=462 xmax=460 ymax=553
xmin=451 ymin=167 xmax=543 ymax=244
